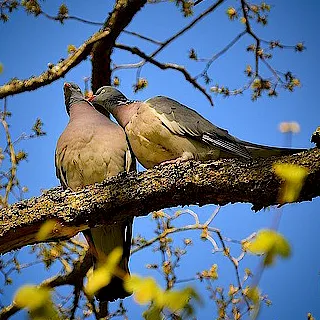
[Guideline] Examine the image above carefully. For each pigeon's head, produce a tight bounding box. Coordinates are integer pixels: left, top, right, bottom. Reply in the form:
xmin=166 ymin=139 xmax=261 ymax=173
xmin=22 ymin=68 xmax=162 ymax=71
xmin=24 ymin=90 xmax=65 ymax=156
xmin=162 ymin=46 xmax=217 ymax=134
xmin=63 ymin=82 xmax=86 ymax=114
xmin=89 ymin=86 xmax=129 ymax=113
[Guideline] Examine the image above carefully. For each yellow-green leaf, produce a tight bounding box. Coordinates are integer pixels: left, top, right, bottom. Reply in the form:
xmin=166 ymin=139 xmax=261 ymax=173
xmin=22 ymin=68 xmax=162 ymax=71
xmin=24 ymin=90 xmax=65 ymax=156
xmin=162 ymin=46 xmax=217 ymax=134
xmin=274 ymin=163 xmax=308 ymax=202
xmin=0 ymin=63 xmax=3 ymax=74
xmin=247 ymin=229 xmax=291 ymax=266
xmin=226 ymin=7 xmax=237 ymax=20
xmin=125 ymin=275 xmax=160 ymax=305
xmin=246 ymin=286 xmax=260 ymax=304
xmin=105 ymin=246 xmax=123 ymax=269
xmin=67 ymin=44 xmax=77 ymax=54
xmin=14 ymin=285 xmax=51 ymax=311
xmin=163 ymin=287 xmax=196 ymax=312
xmin=36 ymin=220 xmax=57 ymax=241
xmin=85 ymin=266 xmax=112 ymax=296
xmin=143 ymin=306 xmax=162 ymax=320
xmin=246 ymin=286 xmax=261 ymax=318
xmin=85 ymin=247 xmax=123 ymax=296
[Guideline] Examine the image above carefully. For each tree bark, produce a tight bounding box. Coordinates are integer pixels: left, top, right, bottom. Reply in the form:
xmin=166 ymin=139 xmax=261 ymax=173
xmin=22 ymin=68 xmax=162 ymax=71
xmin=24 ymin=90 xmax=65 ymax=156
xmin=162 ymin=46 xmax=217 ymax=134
xmin=0 ymin=148 xmax=319 ymax=255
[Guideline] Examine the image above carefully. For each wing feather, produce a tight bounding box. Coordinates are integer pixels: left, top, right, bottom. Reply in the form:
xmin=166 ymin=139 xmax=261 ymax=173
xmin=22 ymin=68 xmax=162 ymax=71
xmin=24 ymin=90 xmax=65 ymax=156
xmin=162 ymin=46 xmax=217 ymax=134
xmin=146 ymin=96 xmax=251 ymax=159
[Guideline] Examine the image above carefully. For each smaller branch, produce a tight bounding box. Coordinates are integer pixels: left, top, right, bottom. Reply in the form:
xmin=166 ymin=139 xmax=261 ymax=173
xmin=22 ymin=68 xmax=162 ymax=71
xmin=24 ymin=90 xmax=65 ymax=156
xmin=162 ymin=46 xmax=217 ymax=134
xmin=114 ymin=0 xmax=225 ymax=84
xmin=0 ymin=252 xmax=92 ymax=320
xmin=240 ymin=0 xmax=260 ymax=75
xmin=40 ymin=10 xmax=103 ymax=26
xmin=198 ymin=31 xmax=246 ymax=79
xmin=176 ymin=209 xmax=200 ymax=225
xmin=151 ymin=0 xmax=225 ymax=59
xmin=123 ymin=30 xmax=162 ymax=45
xmin=215 ymin=231 xmax=251 ymax=310
xmin=204 ymin=206 xmax=220 ymax=226
xmin=0 ymin=28 xmax=113 ymax=99
xmin=260 ymin=58 xmax=282 ymax=83
xmin=131 ymin=221 xmax=220 ymax=254
xmin=0 ymin=98 xmax=17 ymax=207
xmin=115 ymin=43 xmax=213 ymax=105
xmin=194 ymin=0 xmax=205 ymax=5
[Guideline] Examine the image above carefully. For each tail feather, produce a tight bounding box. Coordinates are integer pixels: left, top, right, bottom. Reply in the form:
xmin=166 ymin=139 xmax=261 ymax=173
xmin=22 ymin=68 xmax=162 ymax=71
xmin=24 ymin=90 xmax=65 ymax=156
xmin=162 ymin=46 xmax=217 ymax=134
xmin=84 ymin=218 xmax=133 ymax=302
xmin=241 ymin=140 xmax=307 ymax=158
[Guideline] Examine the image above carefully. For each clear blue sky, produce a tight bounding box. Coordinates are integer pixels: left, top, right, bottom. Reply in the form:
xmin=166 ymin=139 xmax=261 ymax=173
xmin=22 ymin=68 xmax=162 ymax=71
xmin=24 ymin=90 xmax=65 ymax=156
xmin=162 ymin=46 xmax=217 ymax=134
xmin=1 ymin=1 xmax=319 ymax=319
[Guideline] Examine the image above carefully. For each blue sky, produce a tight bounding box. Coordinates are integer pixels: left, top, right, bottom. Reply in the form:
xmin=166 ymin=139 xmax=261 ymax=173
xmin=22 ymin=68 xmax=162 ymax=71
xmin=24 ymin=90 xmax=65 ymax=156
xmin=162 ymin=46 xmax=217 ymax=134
xmin=1 ymin=0 xmax=319 ymax=319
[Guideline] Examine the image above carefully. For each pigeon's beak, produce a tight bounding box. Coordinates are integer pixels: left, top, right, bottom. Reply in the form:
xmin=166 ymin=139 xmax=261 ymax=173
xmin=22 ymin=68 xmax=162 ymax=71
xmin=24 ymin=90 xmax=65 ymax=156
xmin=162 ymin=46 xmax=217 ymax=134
xmin=87 ymin=95 xmax=96 ymax=102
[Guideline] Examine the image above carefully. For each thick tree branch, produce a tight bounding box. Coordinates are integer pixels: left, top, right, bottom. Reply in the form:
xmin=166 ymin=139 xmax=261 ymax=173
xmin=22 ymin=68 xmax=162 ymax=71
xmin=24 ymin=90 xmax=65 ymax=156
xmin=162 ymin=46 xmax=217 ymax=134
xmin=0 ymin=29 xmax=103 ymax=99
xmin=0 ymin=149 xmax=319 ymax=255
xmin=91 ymin=0 xmax=147 ymax=92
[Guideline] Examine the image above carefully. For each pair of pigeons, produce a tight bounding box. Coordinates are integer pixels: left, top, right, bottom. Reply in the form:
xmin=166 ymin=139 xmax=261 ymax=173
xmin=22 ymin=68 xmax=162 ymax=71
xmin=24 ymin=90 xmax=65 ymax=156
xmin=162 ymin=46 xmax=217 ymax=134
xmin=56 ymin=82 xmax=305 ymax=302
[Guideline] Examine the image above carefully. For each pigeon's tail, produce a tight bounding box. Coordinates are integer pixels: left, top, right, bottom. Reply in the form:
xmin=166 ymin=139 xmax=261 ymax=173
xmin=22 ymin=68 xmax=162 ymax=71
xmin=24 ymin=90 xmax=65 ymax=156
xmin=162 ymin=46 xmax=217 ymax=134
xmin=84 ymin=218 xmax=133 ymax=302
xmin=242 ymin=140 xmax=307 ymax=158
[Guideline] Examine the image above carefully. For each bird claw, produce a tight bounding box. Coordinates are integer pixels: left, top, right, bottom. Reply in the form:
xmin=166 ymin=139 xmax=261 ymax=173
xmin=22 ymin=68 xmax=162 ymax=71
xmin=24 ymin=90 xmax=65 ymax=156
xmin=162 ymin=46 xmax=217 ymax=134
xmin=159 ymin=157 xmax=184 ymax=166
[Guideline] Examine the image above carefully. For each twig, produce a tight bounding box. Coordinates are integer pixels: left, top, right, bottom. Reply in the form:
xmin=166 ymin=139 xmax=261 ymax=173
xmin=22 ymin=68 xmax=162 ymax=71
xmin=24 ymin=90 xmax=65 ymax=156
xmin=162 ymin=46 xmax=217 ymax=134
xmin=240 ymin=0 xmax=260 ymax=76
xmin=197 ymin=31 xmax=246 ymax=79
xmin=0 ymin=0 xmax=147 ymax=99
xmin=115 ymin=43 xmax=213 ymax=105
xmin=0 ymin=98 xmax=17 ymax=207
xmin=113 ymin=0 xmax=225 ymax=78
xmin=0 ymin=252 xmax=91 ymax=320
xmin=151 ymin=0 xmax=225 ymax=59
xmin=123 ymin=30 xmax=162 ymax=45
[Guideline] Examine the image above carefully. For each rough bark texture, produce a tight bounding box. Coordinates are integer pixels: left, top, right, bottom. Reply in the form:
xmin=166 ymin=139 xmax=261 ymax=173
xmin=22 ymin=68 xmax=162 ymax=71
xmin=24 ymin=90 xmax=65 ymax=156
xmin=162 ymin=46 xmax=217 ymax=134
xmin=91 ymin=0 xmax=147 ymax=93
xmin=0 ymin=148 xmax=319 ymax=255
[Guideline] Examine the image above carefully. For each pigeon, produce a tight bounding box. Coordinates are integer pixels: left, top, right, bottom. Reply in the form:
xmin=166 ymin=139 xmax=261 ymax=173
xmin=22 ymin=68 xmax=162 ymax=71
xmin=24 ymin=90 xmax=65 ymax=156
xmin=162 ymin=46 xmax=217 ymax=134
xmin=89 ymin=86 xmax=306 ymax=169
xmin=55 ymin=82 xmax=135 ymax=302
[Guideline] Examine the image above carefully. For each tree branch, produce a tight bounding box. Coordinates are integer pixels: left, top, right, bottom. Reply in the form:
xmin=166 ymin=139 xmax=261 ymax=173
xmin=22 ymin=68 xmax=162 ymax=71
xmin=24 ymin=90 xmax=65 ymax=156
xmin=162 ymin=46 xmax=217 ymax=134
xmin=0 ymin=149 xmax=319 ymax=255
xmin=0 ymin=0 xmax=147 ymax=99
xmin=115 ymin=43 xmax=213 ymax=104
xmin=91 ymin=0 xmax=147 ymax=92
xmin=0 ymin=252 xmax=92 ymax=320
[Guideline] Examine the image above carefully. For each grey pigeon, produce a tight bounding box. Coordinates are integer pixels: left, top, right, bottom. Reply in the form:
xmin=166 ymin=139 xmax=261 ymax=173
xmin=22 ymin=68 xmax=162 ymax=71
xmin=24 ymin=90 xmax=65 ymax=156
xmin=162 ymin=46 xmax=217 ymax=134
xmin=55 ymin=82 xmax=135 ymax=302
xmin=89 ymin=86 xmax=306 ymax=169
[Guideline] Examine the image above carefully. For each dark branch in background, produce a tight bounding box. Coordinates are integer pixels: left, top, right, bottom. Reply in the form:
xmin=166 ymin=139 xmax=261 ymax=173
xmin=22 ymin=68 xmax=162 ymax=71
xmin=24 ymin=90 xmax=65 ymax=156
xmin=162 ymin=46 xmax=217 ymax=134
xmin=240 ymin=0 xmax=260 ymax=75
xmin=123 ymin=30 xmax=162 ymax=45
xmin=90 ymin=0 xmax=147 ymax=92
xmin=112 ymin=0 xmax=225 ymax=72
xmin=150 ymin=0 xmax=225 ymax=58
xmin=112 ymin=0 xmax=224 ymax=102
xmin=115 ymin=43 xmax=213 ymax=105
xmin=0 ymin=148 xmax=319 ymax=255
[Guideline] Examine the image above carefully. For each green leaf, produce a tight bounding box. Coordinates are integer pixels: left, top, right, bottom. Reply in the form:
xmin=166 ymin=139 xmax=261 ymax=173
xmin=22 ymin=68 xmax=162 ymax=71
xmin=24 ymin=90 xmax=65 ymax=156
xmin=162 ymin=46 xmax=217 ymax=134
xmin=274 ymin=163 xmax=308 ymax=203
xmin=14 ymin=284 xmax=60 ymax=319
xmin=67 ymin=44 xmax=77 ymax=54
xmin=163 ymin=287 xmax=198 ymax=312
xmin=36 ymin=220 xmax=57 ymax=241
xmin=143 ymin=306 xmax=162 ymax=320
xmin=85 ymin=247 xmax=123 ymax=296
xmin=125 ymin=275 xmax=160 ymax=305
xmin=15 ymin=285 xmax=50 ymax=310
xmin=247 ymin=229 xmax=291 ymax=266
